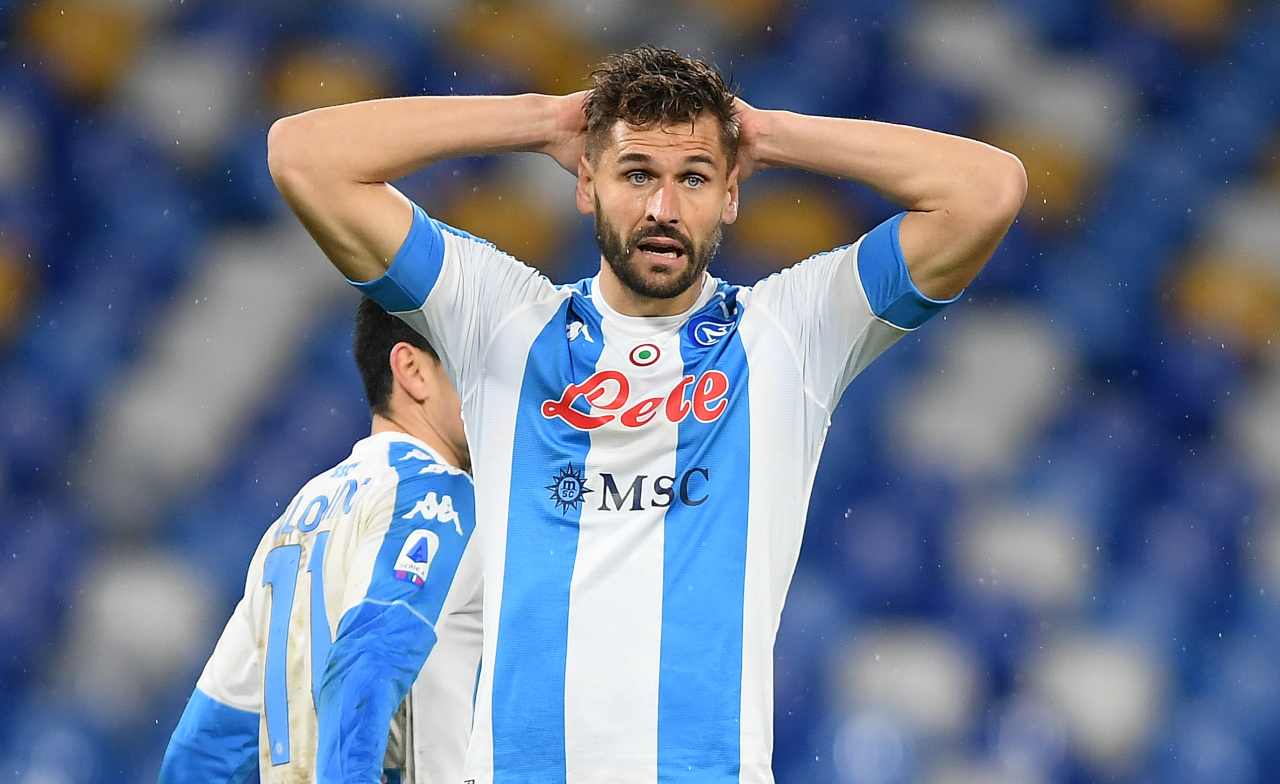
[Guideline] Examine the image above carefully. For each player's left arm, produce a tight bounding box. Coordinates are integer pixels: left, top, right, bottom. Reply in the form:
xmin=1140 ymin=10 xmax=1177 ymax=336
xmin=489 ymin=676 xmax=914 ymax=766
xmin=159 ymin=542 xmax=269 ymax=784
xmin=315 ymin=462 xmax=475 ymax=784
xmin=735 ymin=100 xmax=1027 ymax=299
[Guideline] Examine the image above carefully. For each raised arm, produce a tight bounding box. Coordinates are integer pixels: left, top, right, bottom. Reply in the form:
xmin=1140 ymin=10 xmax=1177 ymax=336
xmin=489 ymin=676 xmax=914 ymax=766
xmin=267 ymin=93 xmax=587 ymax=282
xmin=737 ymin=103 xmax=1027 ymax=299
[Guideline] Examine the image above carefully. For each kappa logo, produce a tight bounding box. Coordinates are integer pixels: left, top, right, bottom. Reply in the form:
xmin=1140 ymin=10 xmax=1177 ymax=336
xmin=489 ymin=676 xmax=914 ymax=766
xmin=399 ymin=449 xmax=464 ymax=476
xmin=393 ymin=529 xmax=439 ymax=587
xmin=416 ymin=462 xmax=463 ymax=476
xmin=402 ymin=491 xmax=464 ymax=536
xmin=567 ymin=320 xmax=594 ymax=343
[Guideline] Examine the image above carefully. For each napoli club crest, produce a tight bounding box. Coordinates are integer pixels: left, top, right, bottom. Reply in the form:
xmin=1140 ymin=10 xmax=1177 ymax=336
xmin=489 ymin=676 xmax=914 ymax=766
xmin=687 ymin=313 xmax=733 ymax=347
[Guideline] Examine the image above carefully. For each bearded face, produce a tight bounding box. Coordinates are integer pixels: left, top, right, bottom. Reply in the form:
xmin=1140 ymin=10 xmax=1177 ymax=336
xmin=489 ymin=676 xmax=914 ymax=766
xmin=594 ymin=193 xmax=723 ymax=301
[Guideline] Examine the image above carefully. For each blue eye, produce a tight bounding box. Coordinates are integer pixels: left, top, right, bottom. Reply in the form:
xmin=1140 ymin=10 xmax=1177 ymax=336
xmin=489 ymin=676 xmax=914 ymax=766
xmin=627 ymin=172 xmax=649 ymax=185
xmin=685 ymin=175 xmax=705 ymax=188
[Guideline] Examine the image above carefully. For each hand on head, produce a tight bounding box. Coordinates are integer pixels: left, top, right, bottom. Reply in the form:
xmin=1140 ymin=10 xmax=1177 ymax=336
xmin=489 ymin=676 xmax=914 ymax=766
xmin=544 ymin=91 xmax=589 ymax=175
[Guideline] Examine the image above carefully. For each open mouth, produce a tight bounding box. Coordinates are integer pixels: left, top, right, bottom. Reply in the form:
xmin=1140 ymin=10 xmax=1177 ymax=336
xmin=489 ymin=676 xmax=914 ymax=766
xmin=634 ymin=236 xmax=687 ymax=260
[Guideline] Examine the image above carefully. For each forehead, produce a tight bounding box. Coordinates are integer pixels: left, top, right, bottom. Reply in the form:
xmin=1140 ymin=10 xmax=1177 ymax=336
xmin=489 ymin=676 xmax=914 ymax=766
xmin=604 ymin=114 xmax=726 ymax=169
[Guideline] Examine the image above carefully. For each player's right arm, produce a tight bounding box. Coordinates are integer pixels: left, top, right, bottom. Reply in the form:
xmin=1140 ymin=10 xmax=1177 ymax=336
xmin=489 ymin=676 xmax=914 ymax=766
xmin=266 ymin=93 xmax=586 ymax=282
xmin=269 ymin=94 xmax=581 ymax=391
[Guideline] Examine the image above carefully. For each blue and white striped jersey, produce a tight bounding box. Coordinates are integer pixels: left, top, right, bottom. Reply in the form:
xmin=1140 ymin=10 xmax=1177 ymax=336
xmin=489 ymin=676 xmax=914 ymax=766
xmin=354 ymin=202 xmax=957 ymax=783
xmin=159 ymin=432 xmax=480 ymax=784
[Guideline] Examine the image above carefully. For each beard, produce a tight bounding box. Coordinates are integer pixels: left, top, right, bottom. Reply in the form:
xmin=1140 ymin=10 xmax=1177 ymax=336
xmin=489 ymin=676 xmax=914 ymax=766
xmin=594 ymin=196 xmax=722 ymax=301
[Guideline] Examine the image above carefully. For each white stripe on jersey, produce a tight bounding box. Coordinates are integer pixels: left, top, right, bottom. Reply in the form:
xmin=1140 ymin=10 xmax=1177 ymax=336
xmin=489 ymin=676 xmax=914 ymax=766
xmin=562 ymin=303 xmax=686 ymax=782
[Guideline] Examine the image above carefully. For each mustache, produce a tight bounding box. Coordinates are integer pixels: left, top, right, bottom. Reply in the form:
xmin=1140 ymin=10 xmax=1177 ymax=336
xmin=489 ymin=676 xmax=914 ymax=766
xmin=629 ymin=225 xmax=693 ymax=255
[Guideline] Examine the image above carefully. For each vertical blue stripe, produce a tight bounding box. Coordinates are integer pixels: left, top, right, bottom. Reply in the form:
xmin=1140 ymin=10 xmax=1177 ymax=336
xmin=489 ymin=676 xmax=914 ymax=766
xmin=492 ymin=296 xmax=604 ymax=781
xmin=307 ymin=530 xmax=332 ymax=711
xmin=657 ymin=327 xmax=751 ymax=781
xmin=380 ymin=441 xmax=477 ymax=622
xmin=262 ymin=544 xmax=301 ymax=765
xmin=317 ymin=443 xmax=474 ymax=783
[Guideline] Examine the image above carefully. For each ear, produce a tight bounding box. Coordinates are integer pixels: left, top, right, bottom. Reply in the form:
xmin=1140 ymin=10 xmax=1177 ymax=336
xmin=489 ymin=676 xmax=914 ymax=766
xmin=575 ymin=155 xmax=595 ymax=216
xmin=721 ymin=165 xmax=741 ymax=225
xmin=389 ymin=342 xmax=431 ymax=404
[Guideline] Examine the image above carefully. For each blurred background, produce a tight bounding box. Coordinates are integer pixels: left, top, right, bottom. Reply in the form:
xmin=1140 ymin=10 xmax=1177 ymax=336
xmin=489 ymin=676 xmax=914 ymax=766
xmin=1 ymin=0 xmax=1278 ymax=781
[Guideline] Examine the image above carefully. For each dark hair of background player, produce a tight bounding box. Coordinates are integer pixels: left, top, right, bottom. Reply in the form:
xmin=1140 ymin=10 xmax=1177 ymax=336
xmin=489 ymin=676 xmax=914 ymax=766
xmin=353 ymin=297 xmax=439 ymax=416
xmin=584 ymin=45 xmax=741 ymax=168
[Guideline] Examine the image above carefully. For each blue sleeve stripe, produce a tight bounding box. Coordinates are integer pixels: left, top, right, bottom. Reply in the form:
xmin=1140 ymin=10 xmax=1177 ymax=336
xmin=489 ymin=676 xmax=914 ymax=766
xmin=159 ymin=688 xmax=259 ymax=784
xmin=348 ymin=202 xmax=445 ymax=313
xmin=856 ymin=212 xmax=962 ymax=330
xmin=353 ymin=596 xmax=436 ymax=629
xmin=314 ymin=445 xmax=474 ymax=783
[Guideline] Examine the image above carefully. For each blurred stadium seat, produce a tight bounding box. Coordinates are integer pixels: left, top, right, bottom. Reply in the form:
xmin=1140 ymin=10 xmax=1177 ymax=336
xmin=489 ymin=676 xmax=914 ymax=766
xmin=2 ymin=1 xmax=1278 ymax=781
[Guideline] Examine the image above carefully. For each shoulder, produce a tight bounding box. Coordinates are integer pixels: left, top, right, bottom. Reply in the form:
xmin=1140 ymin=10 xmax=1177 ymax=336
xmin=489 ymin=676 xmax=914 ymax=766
xmin=434 ymin=216 xmax=550 ymax=284
xmin=341 ymin=438 xmax=471 ymax=513
xmin=379 ymin=440 xmax=473 ymax=508
xmin=744 ymin=242 xmax=858 ymax=296
xmin=381 ymin=446 xmax=474 ymax=538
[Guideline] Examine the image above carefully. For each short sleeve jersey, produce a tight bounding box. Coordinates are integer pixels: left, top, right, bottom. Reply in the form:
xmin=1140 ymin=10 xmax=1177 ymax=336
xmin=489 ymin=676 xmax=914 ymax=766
xmin=354 ymin=204 xmax=957 ymax=783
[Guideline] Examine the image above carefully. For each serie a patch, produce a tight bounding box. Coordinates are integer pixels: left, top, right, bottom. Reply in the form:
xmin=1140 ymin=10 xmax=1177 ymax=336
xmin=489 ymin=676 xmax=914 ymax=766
xmin=393 ymin=529 xmax=439 ymax=587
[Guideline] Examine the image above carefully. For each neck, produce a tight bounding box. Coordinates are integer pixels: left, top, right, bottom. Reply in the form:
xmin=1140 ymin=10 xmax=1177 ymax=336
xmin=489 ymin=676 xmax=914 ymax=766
xmin=371 ymin=411 xmax=467 ymax=473
xmin=597 ymin=258 xmax=704 ymax=317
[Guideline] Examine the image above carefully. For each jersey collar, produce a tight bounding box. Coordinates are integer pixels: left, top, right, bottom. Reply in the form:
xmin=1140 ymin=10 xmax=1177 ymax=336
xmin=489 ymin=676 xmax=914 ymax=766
xmin=588 ymin=273 xmax=718 ymax=330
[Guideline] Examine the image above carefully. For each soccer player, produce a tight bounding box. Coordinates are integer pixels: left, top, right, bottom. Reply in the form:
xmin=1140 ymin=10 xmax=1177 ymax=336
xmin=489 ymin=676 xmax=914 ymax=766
xmin=267 ymin=46 xmax=1026 ymax=782
xmin=159 ymin=299 xmax=480 ymax=783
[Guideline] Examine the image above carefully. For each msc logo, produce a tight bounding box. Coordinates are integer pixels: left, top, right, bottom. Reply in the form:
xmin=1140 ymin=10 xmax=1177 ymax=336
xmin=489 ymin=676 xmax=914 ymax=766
xmin=597 ymin=468 xmax=710 ymax=511
xmin=546 ymin=463 xmax=592 ymax=514
xmin=543 ymin=464 xmax=711 ymax=513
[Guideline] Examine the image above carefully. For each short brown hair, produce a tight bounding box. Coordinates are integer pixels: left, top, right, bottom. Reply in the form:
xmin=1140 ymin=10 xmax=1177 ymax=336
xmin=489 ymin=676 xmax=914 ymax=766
xmin=584 ymin=46 xmax=740 ymax=168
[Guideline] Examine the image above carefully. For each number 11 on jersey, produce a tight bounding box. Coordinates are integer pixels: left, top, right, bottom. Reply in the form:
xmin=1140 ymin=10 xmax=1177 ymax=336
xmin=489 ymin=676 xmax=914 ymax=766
xmin=261 ymin=531 xmax=332 ymax=765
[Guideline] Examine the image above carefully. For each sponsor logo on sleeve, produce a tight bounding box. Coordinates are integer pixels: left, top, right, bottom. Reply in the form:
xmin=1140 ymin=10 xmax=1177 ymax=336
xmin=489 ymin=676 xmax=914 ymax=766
xmin=402 ymin=491 xmax=464 ymax=536
xmin=393 ymin=529 xmax=440 ymax=587
xmin=399 ymin=448 xmax=464 ymax=476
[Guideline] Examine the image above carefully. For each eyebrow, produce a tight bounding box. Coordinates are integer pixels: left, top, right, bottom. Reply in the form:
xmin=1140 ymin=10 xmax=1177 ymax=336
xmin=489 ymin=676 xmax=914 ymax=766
xmin=616 ymin=152 xmax=717 ymax=168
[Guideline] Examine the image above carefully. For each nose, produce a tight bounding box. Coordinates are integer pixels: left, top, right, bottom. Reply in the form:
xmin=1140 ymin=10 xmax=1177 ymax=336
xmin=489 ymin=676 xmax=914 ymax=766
xmin=645 ymin=182 xmax=680 ymax=226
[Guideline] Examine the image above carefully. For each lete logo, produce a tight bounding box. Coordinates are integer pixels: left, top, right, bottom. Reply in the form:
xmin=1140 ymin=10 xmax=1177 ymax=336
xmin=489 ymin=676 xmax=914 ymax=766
xmin=541 ymin=370 xmax=730 ymax=430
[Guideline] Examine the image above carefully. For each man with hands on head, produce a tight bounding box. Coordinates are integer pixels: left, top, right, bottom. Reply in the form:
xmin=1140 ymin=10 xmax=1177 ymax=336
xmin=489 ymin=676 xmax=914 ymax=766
xmin=269 ymin=46 xmax=1024 ymax=783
